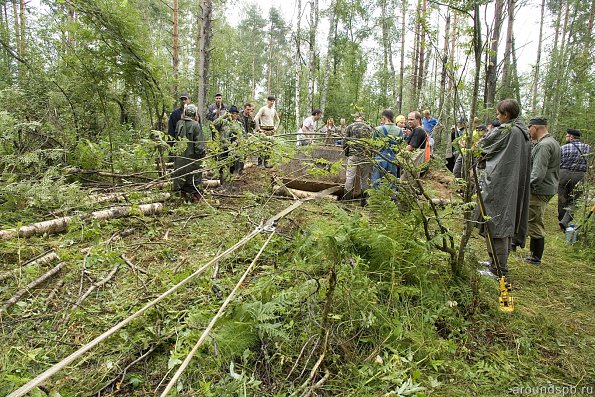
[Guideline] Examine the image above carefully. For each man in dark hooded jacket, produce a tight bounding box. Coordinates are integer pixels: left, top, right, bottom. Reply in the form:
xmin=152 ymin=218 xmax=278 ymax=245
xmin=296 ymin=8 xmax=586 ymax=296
xmin=477 ymin=99 xmax=531 ymax=277
xmin=172 ymin=104 xmax=207 ymax=202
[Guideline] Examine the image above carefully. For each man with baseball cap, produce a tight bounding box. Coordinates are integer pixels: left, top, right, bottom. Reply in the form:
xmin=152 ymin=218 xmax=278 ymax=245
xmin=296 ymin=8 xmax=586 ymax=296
xmin=558 ymin=128 xmax=592 ymax=229
xmin=524 ymin=116 xmax=560 ymax=264
xmin=167 ymin=92 xmax=190 ymax=144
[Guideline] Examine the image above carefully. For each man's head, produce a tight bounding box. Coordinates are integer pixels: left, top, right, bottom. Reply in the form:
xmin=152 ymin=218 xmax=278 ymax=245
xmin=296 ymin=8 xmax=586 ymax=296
xmin=407 ymin=111 xmax=422 ymax=128
xmin=566 ymin=129 xmax=581 ymax=142
xmin=396 ymin=114 xmax=406 ymax=128
xmin=381 ymin=109 xmax=394 ymax=124
xmin=312 ymin=109 xmax=323 ymax=121
xmin=229 ymin=105 xmax=239 ymax=120
xmin=215 ymin=93 xmax=223 ymax=105
xmin=179 ymin=93 xmax=190 ymax=107
xmin=496 ymin=99 xmax=520 ymax=123
xmin=243 ymin=103 xmax=254 ymax=115
xmin=527 ymin=116 xmax=548 ymax=141
xmin=423 ymin=109 xmax=431 ymax=119
xmin=267 ymin=95 xmax=276 ymax=107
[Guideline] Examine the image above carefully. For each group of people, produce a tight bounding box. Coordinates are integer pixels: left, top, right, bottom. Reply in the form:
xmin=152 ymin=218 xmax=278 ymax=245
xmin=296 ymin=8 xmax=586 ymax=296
xmin=475 ymin=99 xmax=591 ymax=279
xmin=165 ymin=94 xmax=592 ymax=280
xmin=166 ymin=92 xmax=283 ymax=201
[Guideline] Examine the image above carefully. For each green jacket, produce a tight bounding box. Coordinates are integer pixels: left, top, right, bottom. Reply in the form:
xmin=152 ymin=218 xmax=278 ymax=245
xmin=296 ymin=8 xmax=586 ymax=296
xmin=530 ymin=133 xmax=560 ymax=196
xmin=210 ymin=114 xmax=244 ymax=147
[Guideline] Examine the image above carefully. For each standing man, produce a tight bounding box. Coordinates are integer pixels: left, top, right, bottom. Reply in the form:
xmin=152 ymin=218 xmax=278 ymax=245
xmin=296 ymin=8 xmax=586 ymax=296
xmin=558 ymin=129 xmax=592 ymax=229
xmin=239 ymin=103 xmax=256 ymax=135
xmin=172 ymin=104 xmax=207 ymax=203
xmin=210 ymin=105 xmax=244 ymax=182
xmin=523 ymin=117 xmax=560 ymax=264
xmin=477 ymin=99 xmax=531 ymax=277
xmin=343 ymin=112 xmax=374 ymax=201
xmin=405 ymin=111 xmax=429 ymax=170
xmin=422 ymin=109 xmax=440 ymax=153
xmin=254 ymin=95 xmax=281 ymax=167
xmin=299 ymin=109 xmax=323 ymax=145
xmin=371 ymin=109 xmax=403 ymax=189
xmin=206 ymin=93 xmax=228 ymax=123
xmin=167 ymin=93 xmax=190 ymax=143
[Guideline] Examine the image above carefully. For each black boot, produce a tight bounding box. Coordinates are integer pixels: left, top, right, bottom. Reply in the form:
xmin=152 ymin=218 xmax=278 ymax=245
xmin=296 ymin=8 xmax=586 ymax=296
xmin=525 ymin=238 xmax=544 ymax=264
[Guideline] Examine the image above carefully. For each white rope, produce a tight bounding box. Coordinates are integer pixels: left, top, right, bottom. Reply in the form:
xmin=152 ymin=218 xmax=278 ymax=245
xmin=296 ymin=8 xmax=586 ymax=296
xmin=7 ymin=226 xmax=262 ymax=397
xmin=158 ymin=230 xmax=276 ymax=396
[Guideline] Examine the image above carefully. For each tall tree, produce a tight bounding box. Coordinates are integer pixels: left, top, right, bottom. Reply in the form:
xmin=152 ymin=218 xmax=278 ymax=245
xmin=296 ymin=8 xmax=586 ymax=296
xmin=307 ymin=0 xmax=319 ymax=110
xmin=530 ymin=0 xmax=545 ymax=112
xmin=172 ymin=0 xmax=179 ymax=98
xmin=320 ymin=0 xmax=338 ymax=115
xmin=437 ymin=10 xmax=450 ymax=117
xmin=499 ymin=0 xmax=515 ymax=100
xmin=416 ymin=0 xmax=427 ymax=107
xmin=295 ymin=0 xmax=302 ymax=128
xmin=196 ymin=0 xmax=213 ymax=116
xmin=397 ymin=0 xmax=406 ymax=114
xmin=484 ymin=0 xmax=503 ymax=109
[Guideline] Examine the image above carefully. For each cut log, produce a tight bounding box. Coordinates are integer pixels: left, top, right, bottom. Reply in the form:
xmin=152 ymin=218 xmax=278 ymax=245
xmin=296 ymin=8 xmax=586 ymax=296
xmin=0 ymin=251 xmax=60 ymax=282
xmin=0 ymin=203 xmax=164 ymax=240
xmin=274 ymin=185 xmax=337 ymax=201
xmin=2 ymin=262 xmax=67 ymax=312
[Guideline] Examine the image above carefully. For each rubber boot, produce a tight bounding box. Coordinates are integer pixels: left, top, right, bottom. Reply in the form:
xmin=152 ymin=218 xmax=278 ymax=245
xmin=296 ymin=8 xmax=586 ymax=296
xmin=524 ymin=238 xmax=544 ymax=264
xmin=559 ymin=211 xmax=573 ymax=231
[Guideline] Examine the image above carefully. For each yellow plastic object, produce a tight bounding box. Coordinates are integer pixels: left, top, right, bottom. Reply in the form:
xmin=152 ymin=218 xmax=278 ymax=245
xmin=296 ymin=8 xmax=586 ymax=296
xmin=498 ymin=277 xmax=514 ymax=312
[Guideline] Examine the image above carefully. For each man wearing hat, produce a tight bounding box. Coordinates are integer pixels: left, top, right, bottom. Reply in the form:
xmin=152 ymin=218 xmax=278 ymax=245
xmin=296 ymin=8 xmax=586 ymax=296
xmin=210 ymin=105 xmax=244 ymax=183
xmin=524 ymin=116 xmax=560 ymax=264
xmin=343 ymin=112 xmax=374 ymax=202
xmin=558 ymin=128 xmax=592 ymax=228
xmin=167 ymin=93 xmax=190 ymax=144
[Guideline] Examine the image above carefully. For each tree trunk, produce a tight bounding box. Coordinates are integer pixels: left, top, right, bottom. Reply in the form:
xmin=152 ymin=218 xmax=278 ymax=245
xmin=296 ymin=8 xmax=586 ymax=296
xmin=456 ymin=3 xmax=482 ymax=275
xmin=197 ymin=0 xmax=213 ymax=118
xmin=308 ymin=0 xmax=319 ymax=110
xmin=411 ymin=0 xmax=421 ymax=108
xmin=295 ymin=0 xmax=302 ymax=128
xmin=0 ymin=203 xmax=164 ymax=240
xmin=543 ymin=0 xmax=563 ymax=114
xmin=500 ymin=0 xmax=515 ymax=100
xmin=437 ymin=11 xmax=450 ymax=117
xmin=530 ymin=0 xmax=545 ymax=112
xmin=397 ymin=0 xmax=407 ymax=114
xmin=172 ymin=0 xmax=179 ymax=98
xmin=485 ymin=0 xmax=503 ymax=109
xmin=388 ymin=17 xmax=398 ymax=109
xmin=416 ymin=0 xmax=427 ymax=106
xmin=320 ymin=0 xmax=337 ymax=115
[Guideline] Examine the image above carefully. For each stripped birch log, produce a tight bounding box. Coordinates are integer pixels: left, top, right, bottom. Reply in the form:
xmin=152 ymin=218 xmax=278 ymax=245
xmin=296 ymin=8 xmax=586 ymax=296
xmin=0 ymin=203 xmax=164 ymax=240
xmin=274 ymin=185 xmax=337 ymax=201
xmin=2 ymin=262 xmax=67 ymax=311
xmin=0 ymin=251 xmax=60 ymax=282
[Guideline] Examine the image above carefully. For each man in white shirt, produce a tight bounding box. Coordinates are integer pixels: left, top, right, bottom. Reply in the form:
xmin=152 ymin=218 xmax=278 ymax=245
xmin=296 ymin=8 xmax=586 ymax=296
xmin=298 ymin=109 xmax=323 ymax=145
xmin=254 ymin=95 xmax=281 ymax=167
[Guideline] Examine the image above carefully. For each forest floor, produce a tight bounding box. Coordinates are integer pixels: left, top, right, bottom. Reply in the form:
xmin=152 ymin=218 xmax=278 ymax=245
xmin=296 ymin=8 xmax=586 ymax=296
xmin=0 ymin=163 xmax=594 ymax=397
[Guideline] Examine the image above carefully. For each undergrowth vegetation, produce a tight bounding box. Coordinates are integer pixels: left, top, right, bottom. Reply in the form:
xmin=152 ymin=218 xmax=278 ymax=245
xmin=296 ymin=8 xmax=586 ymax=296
xmin=1 ymin=181 xmax=593 ymax=396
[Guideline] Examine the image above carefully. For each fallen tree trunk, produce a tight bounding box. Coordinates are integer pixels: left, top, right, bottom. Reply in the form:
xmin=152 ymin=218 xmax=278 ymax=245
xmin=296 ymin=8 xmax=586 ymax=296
xmin=0 ymin=203 xmax=164 ymax=240
xmin=0 ymin=251 xmax=60 ymax=282
xmin=274 ymin=185 xmax=337 ymax=201
xmin=2 ymin=262 xmax=67 ymax=312
xmin=65 ymin=167 xmax=156 ymax=181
